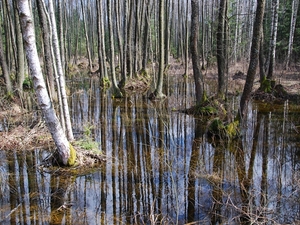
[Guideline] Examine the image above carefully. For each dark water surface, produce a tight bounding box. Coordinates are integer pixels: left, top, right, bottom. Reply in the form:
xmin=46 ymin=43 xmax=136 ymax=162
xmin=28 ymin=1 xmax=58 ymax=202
xmin=1 ymin=78 xmax=300 ymax=224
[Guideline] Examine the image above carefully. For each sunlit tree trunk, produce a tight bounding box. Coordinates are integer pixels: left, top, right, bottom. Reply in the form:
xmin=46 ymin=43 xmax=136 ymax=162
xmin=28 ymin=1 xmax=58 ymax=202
xmin=150 ymin=0 xmax=165 ymax=99
xmin=81 ymin=0 xmax=93 ymax=73
xmin=266 ymin=0 xmax=279 ymax=80
xmin=96 ymin=0 xmax=108 ymax=80
xmin=114 ymin=0 xmax=124 ymax=81
xmin=240 ymin=0 xmax=266 ymax=119
xmin=285 ymin=0 xmax=299 ymax=70
xmin=18 ymin=0 xmax=76 ymax=166
xmin=142 ymin=1 xmax=150 ymax=70
xmin=191 ymin=0 xmax=203 ymax=105
xmin=36 ymin=0 xmax=56 ymax=101
xmin=48 ymin=0 xmax=74 ymax=141
xmin=107 ymin=0 xmax=123 ymax=97
xmin=57 ymin=0 xmax=66 ymax=73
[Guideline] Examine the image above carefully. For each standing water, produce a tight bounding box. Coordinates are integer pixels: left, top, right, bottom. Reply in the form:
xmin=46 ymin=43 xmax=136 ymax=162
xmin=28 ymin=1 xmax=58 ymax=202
xmin=1 ymin=77 xmax=300 ymax=224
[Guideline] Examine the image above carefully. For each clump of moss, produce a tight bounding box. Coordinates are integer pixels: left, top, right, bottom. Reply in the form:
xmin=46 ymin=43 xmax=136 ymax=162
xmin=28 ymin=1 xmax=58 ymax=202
xmin=260 ymin=76 xmax=272 ymax=93
xmin=67 ymin=143 xmax=77 ymax=166
xmin=208 ymin=118 xmax=225 ymax=135
xmin=100 ymin=77 xmax=111 ymax=89
xmin=225 ymin=120 xmax=239 ymax=139
xmin=23 ymin=77 xmax=33 ymax=90
xmin=208 ymin=118 xmax=240 ymax=139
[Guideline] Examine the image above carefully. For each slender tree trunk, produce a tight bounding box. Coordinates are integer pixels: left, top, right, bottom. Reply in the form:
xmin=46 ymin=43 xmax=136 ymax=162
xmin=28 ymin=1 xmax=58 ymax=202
xmin=36 ymin=0 xmax=56 ymax=101
xmin=107 ymin=0 xmax=123 ymax=97
xmin=127 ymin=0 xmax=134 ymax=78
xmin=259 ymin=34 xmax=266 ymax=82
xmin=18 ymin=0 xmax=75 ymax=166
xmin=96 ymin=0 xmax=108 ymax=81
xmin=267 ymin=0 xmax=279 ymax=80
xmin=0 ymin=26 xmax=12 ymax=94
xmin=240 ymin=0 xmax=266 ymax=119
xmin=184 ymin=1 xmax=189 ymax=77
xmin=115 ymin=0 xmax=124 ymax=81
xmin=48 ymin=0 xmax=74 ymax=140
xmin=150 ymin=0 xmax=165 ymax=99
xmin=201 ymin=0 xmax=206 ymax=69
xmin=191 ymin=0 xmax=203 ymax=105
xmin=13 ymin=0 xmax=25 ymax=95
xmin=142 ymin=1 xmax=150 ymax=70
xmin=3 ymin=0 xmax=17 ymax=72
xmin=285 ymin=0 xmax=299 ymax=70
xmin=216 ymin=0 xmax=227 ymax=98
xmin=57 ymin=0 xmax=65 ymax=73
xmin=81 ymin=0 xmax=93 ymax=72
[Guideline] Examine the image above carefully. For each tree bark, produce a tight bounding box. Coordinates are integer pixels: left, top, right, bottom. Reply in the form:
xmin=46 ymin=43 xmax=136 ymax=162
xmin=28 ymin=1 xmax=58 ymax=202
xmin=81 ymin=0 xmax=93 ymax=72
xmin=17 ymin=0 xmax=75 ymax=166
xmin=107 ymin=0 xmax=123 ymax=97
xmin=13 ymin=0 xmax=25 ymax=95
xmin=36 ymin=0 xmax=56 ymax=101
xmin=216 ymin=0 xmax=227 ymax=97
xmin=150 ymin=0 xmax=165 ymax=99
xmin=0 ymin=25 xmax=12 ymax=94
xmin=48 ymin=0 xmax=74 ymax=141
xmin=285 ymin=0 xmax=299 ymax=70
xmin=191 ymin=0 xmax=203 ymax=105
xmin=267 ymin=0 xmax=279 ymax=80
xmin=96 ymin=0 xmax=108 ymax=80
xmin=240 ymin=0 xmax=266 ymax=119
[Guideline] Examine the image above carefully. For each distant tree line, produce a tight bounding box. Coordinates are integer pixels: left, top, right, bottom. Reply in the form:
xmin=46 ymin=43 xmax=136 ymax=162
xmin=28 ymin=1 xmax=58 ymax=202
xmin=1 ymin=0 xmax=299 ymax=96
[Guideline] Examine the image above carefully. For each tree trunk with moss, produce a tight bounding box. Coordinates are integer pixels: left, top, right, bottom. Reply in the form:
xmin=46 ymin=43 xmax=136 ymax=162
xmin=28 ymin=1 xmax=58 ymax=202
xmin=18 ymin=0 xmax=76 ymax=166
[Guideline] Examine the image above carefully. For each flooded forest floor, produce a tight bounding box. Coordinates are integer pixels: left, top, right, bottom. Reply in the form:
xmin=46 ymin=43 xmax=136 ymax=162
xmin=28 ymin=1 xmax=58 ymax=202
xmin=1 ymin=60 xmax=300 ymax=224
xmin=0 ymin=60 xmax=300 ymax=152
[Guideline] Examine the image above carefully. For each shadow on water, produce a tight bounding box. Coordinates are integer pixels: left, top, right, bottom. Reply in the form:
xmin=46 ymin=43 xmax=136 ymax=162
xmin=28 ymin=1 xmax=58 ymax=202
xmin=1 ymin=77 xmax=300 ymax=224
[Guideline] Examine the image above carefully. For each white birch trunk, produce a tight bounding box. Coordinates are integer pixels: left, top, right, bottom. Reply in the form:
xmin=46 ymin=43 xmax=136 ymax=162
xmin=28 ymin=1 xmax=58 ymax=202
xmin=48 ymin=0 xmax=74 ymax=141
xmin=18 ymin=0 xmax=74 ymax=166
xmin=286 ymin=0 xmax=299 ymax=69
xmin=267 ymin=0 xmax=279 ymax=79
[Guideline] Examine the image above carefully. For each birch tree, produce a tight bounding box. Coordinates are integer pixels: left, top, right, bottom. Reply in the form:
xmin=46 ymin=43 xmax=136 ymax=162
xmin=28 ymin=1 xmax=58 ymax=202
xmin=149 ymin=0 xmax=166 ymax=100
xmin=36 ymin=0 xmax=56 ymax=100
xmin=266 ymin=0 xmax=279 ymax=80
xmin=48 ymin=0 xmax=74 ymax=140
xmin=107 ymin=0 xmax=123 ymax=97
xmin=285 ymin=0 xmax=299 ymax=69
xmin=17 ymin=0 xmax=76 ymax=166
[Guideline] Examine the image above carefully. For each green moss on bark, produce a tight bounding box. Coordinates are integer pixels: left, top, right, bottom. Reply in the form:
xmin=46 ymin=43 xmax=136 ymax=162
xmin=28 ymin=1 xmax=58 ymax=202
xmin=67 ymin=143 xmax=77 ymax=166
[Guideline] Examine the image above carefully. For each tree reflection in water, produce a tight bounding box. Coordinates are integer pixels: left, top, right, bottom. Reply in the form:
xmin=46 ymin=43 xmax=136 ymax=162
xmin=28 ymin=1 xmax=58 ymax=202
xmin=1 ymin=81 xmax=300 ymax=224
